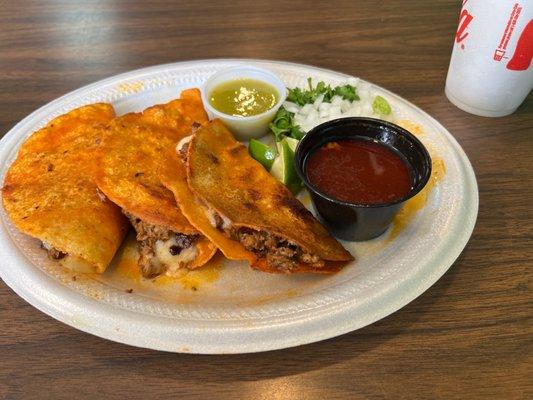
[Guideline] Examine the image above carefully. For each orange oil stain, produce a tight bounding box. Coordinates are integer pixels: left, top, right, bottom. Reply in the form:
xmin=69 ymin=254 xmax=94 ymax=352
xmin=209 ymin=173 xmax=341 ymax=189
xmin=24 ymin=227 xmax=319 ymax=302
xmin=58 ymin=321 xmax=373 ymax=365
xmin=118 ymin=81 xmax=144 ymax=93
xmin=387 ymin=120 xmax=447 ymax=241
xmin=152 ymin=251 xmax=224 ymax=290
xmin=243 ymin=289 xmax=300 ymax=306
xmin=397 ymin=119 xmax=425 ymax=137
xmin=112 ymin=233 xmax=142 ymax=284
xmin=107 ymin=232 xmax=223 ymax=291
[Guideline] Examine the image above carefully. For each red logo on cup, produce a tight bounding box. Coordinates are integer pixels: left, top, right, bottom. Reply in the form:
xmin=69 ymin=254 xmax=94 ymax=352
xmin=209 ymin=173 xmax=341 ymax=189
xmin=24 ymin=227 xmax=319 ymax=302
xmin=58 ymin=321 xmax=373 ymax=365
xmin=456 ymin=8 xmax=474 ymax=49
xmin=507 ymin=18 xmax=533 ymax=70
xmin=493 ymin=3 xmax=523 ymax=62
xmin=494 ymin=49 xmax=506 ymax=61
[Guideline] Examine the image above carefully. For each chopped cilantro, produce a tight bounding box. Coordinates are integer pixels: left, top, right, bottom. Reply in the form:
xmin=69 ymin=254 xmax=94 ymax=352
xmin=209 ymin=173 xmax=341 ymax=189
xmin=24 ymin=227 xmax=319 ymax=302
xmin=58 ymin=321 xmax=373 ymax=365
xmin=286 ymin=78 xmax=359 ymax=106
xmin=269 ymin=107 xmax=305 ymax=141
xmin=334 ymin=84 xmax=360 ymax=102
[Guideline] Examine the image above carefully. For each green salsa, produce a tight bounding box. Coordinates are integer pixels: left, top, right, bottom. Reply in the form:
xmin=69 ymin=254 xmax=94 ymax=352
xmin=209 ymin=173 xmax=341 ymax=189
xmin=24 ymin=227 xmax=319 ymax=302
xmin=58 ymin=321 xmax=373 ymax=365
xmin=209 ymin=79 xmax=279 ymax=117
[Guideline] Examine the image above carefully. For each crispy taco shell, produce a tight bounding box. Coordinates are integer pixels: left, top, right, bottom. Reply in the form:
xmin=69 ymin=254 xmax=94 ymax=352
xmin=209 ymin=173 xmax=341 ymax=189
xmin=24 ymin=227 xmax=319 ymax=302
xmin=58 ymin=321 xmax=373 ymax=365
xmin=95 ymin=89 xmax=216 ymax=275
xmin=2 ymin=103 xmax=128 ymax=273
xmin=161 ymin=138 xmax=254 ymax=264
xmin=182 ymin=119 xmax=353 ymax=273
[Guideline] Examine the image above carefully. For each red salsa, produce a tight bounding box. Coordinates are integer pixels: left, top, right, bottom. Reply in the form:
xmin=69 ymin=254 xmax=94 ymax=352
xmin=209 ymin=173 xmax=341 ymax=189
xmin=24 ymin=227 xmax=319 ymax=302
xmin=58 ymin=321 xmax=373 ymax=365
xmin=306 ymin=139 xmax=412 ymax=204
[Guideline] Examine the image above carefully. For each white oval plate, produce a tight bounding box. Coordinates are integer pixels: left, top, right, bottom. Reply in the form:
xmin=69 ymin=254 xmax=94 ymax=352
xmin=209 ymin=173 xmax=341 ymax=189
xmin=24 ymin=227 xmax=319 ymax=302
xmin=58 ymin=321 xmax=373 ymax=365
xmin=0 ymin=59 xmax=478 ymax=354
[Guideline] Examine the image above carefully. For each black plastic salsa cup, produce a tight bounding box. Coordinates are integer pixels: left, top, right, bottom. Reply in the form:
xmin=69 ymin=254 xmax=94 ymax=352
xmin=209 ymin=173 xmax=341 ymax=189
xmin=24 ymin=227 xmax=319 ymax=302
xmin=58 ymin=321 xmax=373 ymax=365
xmin=295 ymin=117 xmax=432 ymax=241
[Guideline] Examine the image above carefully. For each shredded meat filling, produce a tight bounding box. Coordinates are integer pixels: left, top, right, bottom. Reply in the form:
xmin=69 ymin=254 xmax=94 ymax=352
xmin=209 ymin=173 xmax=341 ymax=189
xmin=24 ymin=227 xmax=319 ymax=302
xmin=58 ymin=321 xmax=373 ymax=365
xmin=228 ymin=226 xmax=324 ymax=272
xmin=124 ymin=211 xmax=199 ymax=278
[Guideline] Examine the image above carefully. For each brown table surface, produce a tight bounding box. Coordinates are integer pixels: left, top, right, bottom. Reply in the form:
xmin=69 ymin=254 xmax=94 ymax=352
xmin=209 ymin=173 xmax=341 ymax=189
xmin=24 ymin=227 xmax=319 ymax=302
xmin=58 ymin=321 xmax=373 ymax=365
xmin=1 ymin=1 xmax=531 ymax=399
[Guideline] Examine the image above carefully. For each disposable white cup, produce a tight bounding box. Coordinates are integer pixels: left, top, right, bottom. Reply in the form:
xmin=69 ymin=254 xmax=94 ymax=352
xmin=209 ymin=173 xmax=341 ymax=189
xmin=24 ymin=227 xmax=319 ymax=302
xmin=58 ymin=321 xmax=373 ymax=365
xmin=445 ymin=0 xmax=533 ymax=117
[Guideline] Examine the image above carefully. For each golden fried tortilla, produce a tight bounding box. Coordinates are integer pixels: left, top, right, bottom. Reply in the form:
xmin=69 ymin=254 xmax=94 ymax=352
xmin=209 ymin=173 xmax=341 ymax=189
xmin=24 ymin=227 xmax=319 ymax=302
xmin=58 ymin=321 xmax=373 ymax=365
xmin=160 ymin=136 xmax=254 ymax=265
xmin=181 ymin=119 xmax=353 ymax=274
xmin=95 ymin=89 xmax=216 ymax=276
xmin=2 ymin=103 xmax=129 ymax=273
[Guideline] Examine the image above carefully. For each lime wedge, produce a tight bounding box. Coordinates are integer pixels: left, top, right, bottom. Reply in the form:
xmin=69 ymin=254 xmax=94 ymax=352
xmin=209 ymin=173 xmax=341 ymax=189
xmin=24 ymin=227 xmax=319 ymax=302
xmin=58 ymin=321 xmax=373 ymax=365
xmin=372 ymin=95 xmax=392 ymax=115
xmin=249 ymin=139 xmax=277 ymax=170
xmin=270 ymin=138 xmax=302 ymax=194
xmin=283 ymin=136 xmax=300 ymax=153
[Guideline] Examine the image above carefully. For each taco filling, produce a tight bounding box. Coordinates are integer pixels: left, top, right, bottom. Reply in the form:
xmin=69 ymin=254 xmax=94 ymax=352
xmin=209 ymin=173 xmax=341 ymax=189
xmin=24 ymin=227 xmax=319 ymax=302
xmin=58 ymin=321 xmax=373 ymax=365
xmin=207 ymin=209 xmax=324 ymax=272
xmin=41 ymin=242 xmax=67 ymax=260
xmin=124 ymin=211 xmax=200 ymax=278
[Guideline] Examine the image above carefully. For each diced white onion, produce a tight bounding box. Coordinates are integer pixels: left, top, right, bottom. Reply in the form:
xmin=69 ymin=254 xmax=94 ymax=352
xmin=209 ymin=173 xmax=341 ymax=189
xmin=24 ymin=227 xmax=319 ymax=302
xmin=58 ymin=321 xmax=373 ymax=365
xmin=283 ymin=101 xmax=300 ymax=114
xmin=285 ymin=79 xmax=393 ymax=135
xmin=331 ymin=95 xmax=343 ymax=106
xmin=300 ymin=103 xmax=314 ymax=116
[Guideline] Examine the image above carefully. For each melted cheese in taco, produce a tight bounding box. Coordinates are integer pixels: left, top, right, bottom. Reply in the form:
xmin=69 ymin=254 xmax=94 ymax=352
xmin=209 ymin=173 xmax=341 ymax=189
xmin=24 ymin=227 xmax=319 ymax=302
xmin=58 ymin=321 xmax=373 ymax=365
xmin=123 ymin=210 xmax=202 ymax=277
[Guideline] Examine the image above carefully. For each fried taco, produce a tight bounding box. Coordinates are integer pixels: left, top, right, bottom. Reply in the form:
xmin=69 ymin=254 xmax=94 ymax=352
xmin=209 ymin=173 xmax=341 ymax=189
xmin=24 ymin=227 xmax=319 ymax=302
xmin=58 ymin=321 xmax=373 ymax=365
xmin=2 ymin=104 xmax=129 ymax=273
xmin=95 ymin=89 xmax=216 ymax=278
xmin=168 ymin=119 xmax=354 ymax=274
